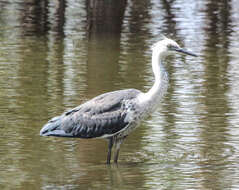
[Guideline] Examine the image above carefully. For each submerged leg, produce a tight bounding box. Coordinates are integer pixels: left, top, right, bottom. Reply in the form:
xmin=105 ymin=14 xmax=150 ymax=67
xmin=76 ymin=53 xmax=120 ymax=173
xmin=107 ymin=137 xmax=114 ymax=164
xmin=114 ymin=138 xmax=124 ymax=164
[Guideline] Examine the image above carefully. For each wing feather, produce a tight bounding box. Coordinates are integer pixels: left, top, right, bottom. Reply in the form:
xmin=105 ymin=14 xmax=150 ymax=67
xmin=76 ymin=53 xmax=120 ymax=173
xmin=40 ymin=89 xmax=141 ymax=138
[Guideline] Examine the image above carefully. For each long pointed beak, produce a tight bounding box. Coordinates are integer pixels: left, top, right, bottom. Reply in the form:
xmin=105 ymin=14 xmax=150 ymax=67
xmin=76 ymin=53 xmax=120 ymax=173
xmin=172 ymin=47 xmax=198 ymax=57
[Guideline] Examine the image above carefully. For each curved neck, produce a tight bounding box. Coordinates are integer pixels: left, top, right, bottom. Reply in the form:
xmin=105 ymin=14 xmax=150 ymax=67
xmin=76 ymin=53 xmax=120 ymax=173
xmin=138 ymin=50 xmax=169 ymax=107
xmin=147 ymin=51 xmax=168 ymax=96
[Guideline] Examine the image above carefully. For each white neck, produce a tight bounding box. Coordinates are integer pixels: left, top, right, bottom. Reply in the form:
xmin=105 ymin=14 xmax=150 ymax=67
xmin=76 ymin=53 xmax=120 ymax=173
xmin=137 ymin=49 xmax=169 ymax=111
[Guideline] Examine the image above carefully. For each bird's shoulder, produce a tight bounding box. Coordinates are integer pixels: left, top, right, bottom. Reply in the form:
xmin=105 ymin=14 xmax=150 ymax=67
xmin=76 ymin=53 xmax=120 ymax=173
xmin=65 ymin=88 xmax=141 ymax=116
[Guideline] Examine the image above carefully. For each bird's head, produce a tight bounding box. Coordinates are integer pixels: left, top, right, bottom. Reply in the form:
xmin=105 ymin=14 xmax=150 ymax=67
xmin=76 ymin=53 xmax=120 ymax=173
xmin=152 ymin=37 xmax=197 ymax=60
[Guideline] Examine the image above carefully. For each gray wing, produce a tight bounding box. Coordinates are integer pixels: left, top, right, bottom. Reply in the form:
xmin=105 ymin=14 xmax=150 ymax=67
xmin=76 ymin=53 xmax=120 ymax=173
xmin=40 ymin=89 xmax=141 ymax=138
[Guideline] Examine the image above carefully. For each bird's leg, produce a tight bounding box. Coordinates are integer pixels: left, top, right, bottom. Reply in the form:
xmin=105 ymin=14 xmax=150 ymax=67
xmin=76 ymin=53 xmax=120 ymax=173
xmin=107 ymin=137 xmax=114 ymax=164
xmin=114 ymin=138 xmax=124 ymax=164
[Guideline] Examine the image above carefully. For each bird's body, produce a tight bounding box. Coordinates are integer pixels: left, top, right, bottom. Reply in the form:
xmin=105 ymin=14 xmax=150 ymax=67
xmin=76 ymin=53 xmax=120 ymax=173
xmin=40 ymin=37 xmax=197 ymax=164
xmin=41 ymin=89 xmax=142 ymax=139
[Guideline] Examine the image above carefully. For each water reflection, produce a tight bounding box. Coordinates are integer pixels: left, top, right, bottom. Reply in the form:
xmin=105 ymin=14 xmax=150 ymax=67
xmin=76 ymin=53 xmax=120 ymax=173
xmin=85 ymin=0 xmax=127 ymax=94
xmin=197 ymin=0 xmax=234 ymax=189
xmin=19 ymin=1 xmax=50 ymax=36
xmin=0 ymin=0 xmax=239 ymax=189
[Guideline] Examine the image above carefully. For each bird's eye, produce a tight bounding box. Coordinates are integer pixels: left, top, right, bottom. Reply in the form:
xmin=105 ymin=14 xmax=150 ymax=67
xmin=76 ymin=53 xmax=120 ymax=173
xmin=167 ymin=45 xmax=173 ymax=49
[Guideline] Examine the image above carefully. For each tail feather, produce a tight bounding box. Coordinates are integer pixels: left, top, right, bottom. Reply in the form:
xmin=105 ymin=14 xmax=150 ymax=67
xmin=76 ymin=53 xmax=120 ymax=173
xmin=40 ymin=116 xmax=71 ymax=137
xmin=40 ymin=129 xmax=73 ymax=137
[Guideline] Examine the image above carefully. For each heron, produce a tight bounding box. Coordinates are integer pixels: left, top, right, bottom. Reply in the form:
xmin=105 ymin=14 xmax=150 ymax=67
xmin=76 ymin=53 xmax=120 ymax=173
xmin=40 ymin=36 xmax=197 ymax=164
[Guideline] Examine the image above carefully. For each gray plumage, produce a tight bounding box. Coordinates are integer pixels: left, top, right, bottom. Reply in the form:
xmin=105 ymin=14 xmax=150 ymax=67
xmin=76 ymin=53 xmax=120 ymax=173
xmin=40 ymin=89 xmax=140 ymax=138
xmin=40 ymin=37 xmax=197 ymax=164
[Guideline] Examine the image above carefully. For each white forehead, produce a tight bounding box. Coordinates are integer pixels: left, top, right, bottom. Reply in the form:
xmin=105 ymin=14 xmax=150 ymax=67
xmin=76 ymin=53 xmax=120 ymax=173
xmin=152 ymin=38 xmax=179 ymax=50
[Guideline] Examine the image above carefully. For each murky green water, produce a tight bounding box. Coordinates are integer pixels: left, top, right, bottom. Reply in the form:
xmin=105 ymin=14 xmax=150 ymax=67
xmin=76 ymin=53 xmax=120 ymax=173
xmin=1 ymin=0 xmax=239 ymax=189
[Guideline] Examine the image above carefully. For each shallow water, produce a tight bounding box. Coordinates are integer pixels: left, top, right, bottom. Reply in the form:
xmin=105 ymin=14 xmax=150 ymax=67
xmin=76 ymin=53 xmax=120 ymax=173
xmin=0 ymin=0 xmax=239 ymax=189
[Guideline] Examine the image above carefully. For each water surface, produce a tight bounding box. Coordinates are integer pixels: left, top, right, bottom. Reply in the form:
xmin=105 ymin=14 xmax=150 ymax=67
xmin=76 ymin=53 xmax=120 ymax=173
xmin=0 ymin=0 xmax=239 ymax=189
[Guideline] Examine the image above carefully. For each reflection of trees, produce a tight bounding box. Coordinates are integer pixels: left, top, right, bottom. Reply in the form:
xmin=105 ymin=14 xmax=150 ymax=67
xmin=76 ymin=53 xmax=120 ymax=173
xmin=199 ymin=0 xmax=232 ymax=189
xmin=0 ymin=1 xmax=67 ymax=188
xmin=86 ymin=0 xmax=126 ymax=37
xmin=85 ymin=0 xmax=127 ymax=95
xmin=54 ymin=0 xmax=66 ymax=37
xmin=16 ymin=0 xmax=67 ymax=114
xmin=16 ymin=0 xmax=67 ymax=115
xmin=118 ymin=0 xmax=152 ymax=91
xmin=161 ymin=0 xmax=177 ymax=37
xmin=19 ymin=1 xmax=50 ymax=36
xmin=18 ymin=0 xmax=66 ymax=37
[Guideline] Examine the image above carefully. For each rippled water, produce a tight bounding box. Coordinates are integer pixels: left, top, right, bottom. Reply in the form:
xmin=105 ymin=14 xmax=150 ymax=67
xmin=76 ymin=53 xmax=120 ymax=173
xmin=0 ymin=0 xmax=239 ymax=189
